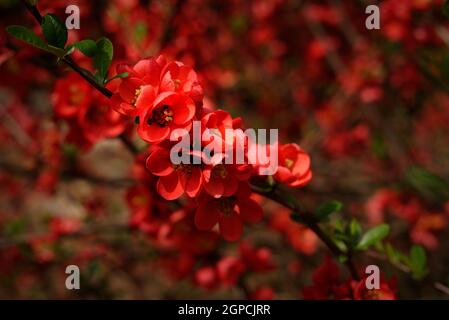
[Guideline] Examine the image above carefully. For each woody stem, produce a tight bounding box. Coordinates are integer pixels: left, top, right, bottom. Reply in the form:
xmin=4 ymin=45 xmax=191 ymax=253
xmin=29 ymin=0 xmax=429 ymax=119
xmin=251 ymin=185 xmax=360 ymax=280
xmin=20 ymin=0 xmax=114 ymax=99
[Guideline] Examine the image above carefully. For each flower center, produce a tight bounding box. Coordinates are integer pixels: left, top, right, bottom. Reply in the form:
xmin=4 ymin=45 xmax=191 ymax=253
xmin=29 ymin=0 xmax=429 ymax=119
xmin=131 ymin=86 xmax=142 ymax=106
xmin=173 ymin=163 xmax=193 ymax=174
xmin=285 ymin=158 xmax=294 ymax=169
xmin=147 ymin=105 xmax=174 ymax=127
xmin=217 ymin=197 xmax=235 ymax=216
xmin=212 ymin=164 xmax=228 ymax=179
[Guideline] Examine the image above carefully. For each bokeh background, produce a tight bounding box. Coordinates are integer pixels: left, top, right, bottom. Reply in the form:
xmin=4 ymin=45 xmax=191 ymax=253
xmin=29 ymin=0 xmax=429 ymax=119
xmin=1 ymin=0 xmax=449 ymax=299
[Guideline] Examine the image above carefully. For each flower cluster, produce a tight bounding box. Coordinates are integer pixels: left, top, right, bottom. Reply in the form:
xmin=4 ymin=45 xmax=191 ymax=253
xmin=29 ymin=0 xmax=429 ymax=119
xmin=111 ymin=55 xmax=312 ymax=241
xmin=302 ymin=256 xmax=397 ymax=300
xmin=52 ymin=73 xmax=127 ymax=149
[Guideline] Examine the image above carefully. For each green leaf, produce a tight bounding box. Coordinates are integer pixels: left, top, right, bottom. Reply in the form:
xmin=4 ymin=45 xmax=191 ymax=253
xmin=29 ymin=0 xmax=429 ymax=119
xmin=409 ymin=245 xmax=426 ymax=277
xmin=349 ymin=219 xmax=362 ymax=243
xmin=41 ymin=14 xmax=67 ymax=48
xmin=26 ymin=0 xmax=38 ymax=5
xmin=405 ymin=167 xmax=449 ymax=204
xmin=105 ymin=72 xmax=129 ymax=84
xmin=444 ymin=0 xmax=449 ymax=18
xmin=356 ymin=224 xmax=390 ymax=250
xmin=315 ymin=200 xmax=343 ymax=221
xmin=93 ymin=37 xmax=113 ymax=83
xmin=3 ymin=218 xmax=27 ymax=237
xmin=6 ymin=25 xmax=48 ymax=51
xmin=73 ymin=39 xmax=97 ymax=57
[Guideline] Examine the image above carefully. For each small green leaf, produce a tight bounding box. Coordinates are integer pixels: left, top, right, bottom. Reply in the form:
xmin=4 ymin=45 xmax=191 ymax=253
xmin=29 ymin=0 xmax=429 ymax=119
xmin=444 ymin=0 xmax=449 ymax=18
xmin=64 ymin=45 xmax=75 ymax=56
xmin=6 ymin=25 xmax=48 ymax=51
xmin=26 ymin=0 xmax=38 ymax=5
xmin=93 ymin=37 xmax=113 ymax=83
xmin=96 ymin=37 xmax=113 ymax=60
xmin=41 ymin=14 xmax=67 ymax=48
xmin=73 ymin=39 xmax=97 ymax=57
xmin=405 ymin=167 xmax=449 ymax=204
xmin=349 ymin=219 xmax=362 ymax=244
xmin=105 ymin=72 xmax=129 ymax=84
xmin=409 ymin=245 xmax=426 ymax=277
xmin=315 ymin=200 xmax=343 ymax=221
xmin=356 ymin=224 xmax=390 ymax=250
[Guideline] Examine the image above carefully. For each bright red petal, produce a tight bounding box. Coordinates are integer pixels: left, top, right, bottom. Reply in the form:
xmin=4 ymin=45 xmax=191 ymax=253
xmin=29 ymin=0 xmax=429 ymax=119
xmin=146 ymin=149 xmax=174 ymax=176
xmin=138 ymin=123 xmax=170 ymax=143
xmin=135 ymin=85 xmax=156 ymax=110
xmin=204 ymin=177 xmax=224 ymax=198
xmin=157 ymin=173 xmax=184 ymax=200
xmin=183 ymin=167 xmax=203 ymax=198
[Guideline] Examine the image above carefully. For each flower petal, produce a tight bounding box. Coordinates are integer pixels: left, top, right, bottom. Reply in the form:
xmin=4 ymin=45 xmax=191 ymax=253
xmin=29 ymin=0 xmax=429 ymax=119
xmin=183 ymin=167 xmax=203 ymax=198
xmin=238 ymin=198 xmax=263 ymax=223
xmin=219 ymin=212 xmax=243 ymax=241
xmin=195 ymin=199 xmax=220 ymax=230
xmin=138 ymin=122 xmax=170 ymax=143
xmin=204 ymin=177 xmax=224 ymax=198
xmin=157 ymin=173 xmax=184 ymax=200
xmin=146 ymin=149 xmax=174 ymax=176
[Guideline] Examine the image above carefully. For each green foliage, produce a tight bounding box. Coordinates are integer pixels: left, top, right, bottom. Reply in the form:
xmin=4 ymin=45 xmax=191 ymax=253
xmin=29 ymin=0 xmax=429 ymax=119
xmin=70 ymin=39 xmax=98 ymax=57
xmin=6 ymin=25 xmax=48 ymax=50
xmin=356 ymin=224 xmax=390 ymax=250
xmin=409 ymin=245 xmax=427 ymax=280
xmin=3 ymin=218 xmax=27 ymax=237
xmin=41 ymin=14 xmax=67 ymax=49
xmin=405 ymin=167 xmax=449 ymax=203
xmin=105 ymin=72 xmax=129 ymax=84
xmin=314 ymin=200 xmax=343 ymax=221
xmin=443 ymin=0 xmax=449 ymax=18
xmin=376 ymin=243 xmax=427 ymax=280
xmin=93 ymin=37 xmax=114 ymax=84
xmin=329 ymin=219 xmax=390 ymax=252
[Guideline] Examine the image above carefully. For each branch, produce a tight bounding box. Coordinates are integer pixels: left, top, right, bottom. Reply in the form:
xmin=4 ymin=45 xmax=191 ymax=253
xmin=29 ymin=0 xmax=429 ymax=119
xmin=251 ymin=184 xmax=360 ymax=280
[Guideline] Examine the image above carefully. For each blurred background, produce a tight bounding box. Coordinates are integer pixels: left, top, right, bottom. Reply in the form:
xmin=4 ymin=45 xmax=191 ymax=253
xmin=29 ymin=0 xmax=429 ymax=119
xmin=1 ymin=0 xmax=449 ymax=299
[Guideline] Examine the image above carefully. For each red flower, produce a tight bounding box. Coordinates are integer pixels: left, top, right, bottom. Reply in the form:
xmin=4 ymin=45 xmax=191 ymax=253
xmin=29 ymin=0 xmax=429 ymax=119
xmin=216 ymin=256 xmax=246 ymax=286
xmin=146 ymin=147 xmax=203 ymax=200
xmin=275 ymin=143 xmax=312 ymax=187
xmin=78 ymin=89 xmax=126 ymax=143
xmin=160 ymin=60 xmax=204 ymax=108
xmin=249 ymin=286 xmax=275 ymax=300
xmin=194 ymin=183 xmax=263 ymax=241
xmin=351 ymin=276 xmax=397 ymax=300
xmin=137 ymin=92 xmax=195 ymax=143
xmin=110 ymin=55 xmax=203 ymax=117
xmin=202 ymin=162 xmax=252 ymax=198
xmin=52 ymin=73 xmax=91 ymax=118
xmin=194 ymin=266 xmax=218 ymax=290
xmin=110 ymin=56 xmax=166 ymax=116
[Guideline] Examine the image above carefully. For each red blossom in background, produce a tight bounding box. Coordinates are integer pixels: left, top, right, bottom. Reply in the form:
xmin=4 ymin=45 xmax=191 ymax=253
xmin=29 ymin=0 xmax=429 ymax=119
xmin=2 ymin=0 xmax=449 ymax=301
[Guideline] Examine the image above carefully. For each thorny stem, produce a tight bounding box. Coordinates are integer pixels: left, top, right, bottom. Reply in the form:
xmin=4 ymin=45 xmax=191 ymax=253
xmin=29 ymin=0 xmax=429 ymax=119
xmin=17 ymin=1 xmax=361 ymax=280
